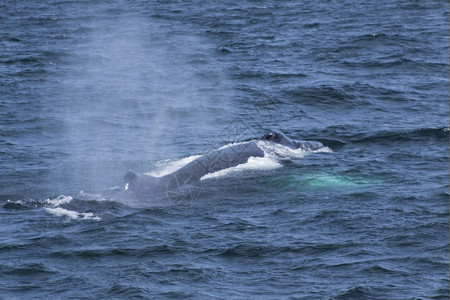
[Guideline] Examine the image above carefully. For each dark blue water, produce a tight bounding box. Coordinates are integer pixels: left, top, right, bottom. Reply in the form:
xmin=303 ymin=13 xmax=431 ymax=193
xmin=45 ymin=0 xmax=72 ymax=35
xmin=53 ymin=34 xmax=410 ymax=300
xmin=1 ymin=1 xmax=449 ymax=298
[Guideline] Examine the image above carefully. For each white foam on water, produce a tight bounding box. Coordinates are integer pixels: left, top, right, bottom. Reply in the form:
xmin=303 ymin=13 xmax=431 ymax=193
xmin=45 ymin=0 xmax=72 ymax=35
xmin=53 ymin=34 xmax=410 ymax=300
xmin=43 ymin=195 xmax=101 ymax=221
xmin=44 ymin=207 xmax=101 ymax=221
xmin=43 ymin=195 xmax=73 ymax=206
xmin=145 ymin=155 xmax=202 ymax=177
xmin=314 ymin=146 xmax=333 ymax=153
xmin=201 ymin=155 xmax=282 ymax=180
xmin=257 ymin=140 xmax=332 ymax=160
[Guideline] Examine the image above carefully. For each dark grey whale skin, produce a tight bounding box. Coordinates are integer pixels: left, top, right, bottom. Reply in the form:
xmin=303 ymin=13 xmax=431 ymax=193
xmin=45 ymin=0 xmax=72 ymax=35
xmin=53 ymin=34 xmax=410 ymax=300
xmin=118 ymin=130 xmax=324 ymax=202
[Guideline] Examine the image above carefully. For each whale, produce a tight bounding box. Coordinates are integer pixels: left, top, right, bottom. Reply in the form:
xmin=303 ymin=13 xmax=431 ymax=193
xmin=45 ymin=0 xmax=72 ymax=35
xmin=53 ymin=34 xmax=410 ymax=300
xmin=118 ymin=130 xmax=325 ymax=203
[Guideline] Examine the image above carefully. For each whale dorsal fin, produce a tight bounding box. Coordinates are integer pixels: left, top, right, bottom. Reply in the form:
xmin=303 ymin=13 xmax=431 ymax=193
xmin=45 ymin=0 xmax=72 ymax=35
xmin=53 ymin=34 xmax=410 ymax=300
xmin=124 ymin=170 xmax=138 ymax=184
xmin=123 ymin=170 xmax=162 ymax=193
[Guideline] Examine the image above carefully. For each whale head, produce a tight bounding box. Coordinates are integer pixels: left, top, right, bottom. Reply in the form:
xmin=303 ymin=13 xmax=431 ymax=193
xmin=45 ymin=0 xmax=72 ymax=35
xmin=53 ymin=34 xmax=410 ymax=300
xmin=261 ymin=130 xmax=298 ymax=149
xmin=261 ymin=130 xmax=325 ymax=151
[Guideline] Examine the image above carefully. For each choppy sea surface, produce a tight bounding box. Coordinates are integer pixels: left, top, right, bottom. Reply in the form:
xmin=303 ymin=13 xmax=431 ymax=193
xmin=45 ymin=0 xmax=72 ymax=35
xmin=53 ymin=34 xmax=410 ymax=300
xmin=1 ymin=1 xmax=449 ymax=299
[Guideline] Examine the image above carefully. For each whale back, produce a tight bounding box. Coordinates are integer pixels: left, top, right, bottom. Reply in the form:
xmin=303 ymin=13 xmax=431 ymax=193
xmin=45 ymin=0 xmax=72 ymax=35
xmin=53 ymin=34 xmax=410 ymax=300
xmin=119 ymin=141 xmax=264 ymax=202
xmin=171 ymin=141 xmax=264 ymax=182
xmin=118 ymin=131 xmax=326 ymax=203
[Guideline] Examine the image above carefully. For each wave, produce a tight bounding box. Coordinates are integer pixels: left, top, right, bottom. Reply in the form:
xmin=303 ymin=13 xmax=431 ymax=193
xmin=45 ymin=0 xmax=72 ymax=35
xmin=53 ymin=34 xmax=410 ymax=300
xmin=350 ymin=32 xmax=419 ymax=45
xmin=283 ymin=85 xmax=363 ymax=107
xmin=2 ymin=195 xmax=125 ymax=221
xmin=1 ymin=263 xmax=57 ymax=276
xmin=321 ymin=126 xmax=449 ymax=145
xmin=341 ymin=57 xmax=448 ymax=72
xmin=234 ymin=69 xmax=308 ymax=80
xmin=352 ymin=127 xmax=449 ymax=144
xmin=1 ymin=57 xmax=41 ymax=65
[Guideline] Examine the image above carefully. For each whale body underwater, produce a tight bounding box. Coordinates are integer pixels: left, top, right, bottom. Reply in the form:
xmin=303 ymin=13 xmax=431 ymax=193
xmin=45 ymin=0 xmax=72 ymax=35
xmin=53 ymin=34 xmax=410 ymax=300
xmin=117 ymin=130 xmax=327 ymax=203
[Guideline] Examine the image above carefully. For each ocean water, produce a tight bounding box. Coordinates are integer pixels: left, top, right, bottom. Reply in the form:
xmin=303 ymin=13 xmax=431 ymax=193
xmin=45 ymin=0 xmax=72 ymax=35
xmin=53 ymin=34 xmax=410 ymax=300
xmin=0 ymin=0 xmax=449 ymax=299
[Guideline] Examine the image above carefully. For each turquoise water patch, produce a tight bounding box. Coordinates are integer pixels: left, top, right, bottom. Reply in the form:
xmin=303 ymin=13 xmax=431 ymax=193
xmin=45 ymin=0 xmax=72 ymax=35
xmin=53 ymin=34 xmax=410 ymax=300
xmin=271 ymin=172 xmax=375 ymax=191
xmin=304 ymin=172 xmax=370 ymax=188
